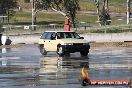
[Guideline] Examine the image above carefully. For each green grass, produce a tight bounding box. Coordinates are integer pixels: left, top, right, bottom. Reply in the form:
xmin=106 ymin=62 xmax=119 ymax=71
xmin=10 ymin=11 xmax=131 ymax=26
xmin=1 ymin=0 xmax=131 ymax=34
xmin=8 ymin=0 xmax=132 ymax=32
xmin=10 ymin=12 xmax=65 ymax=25
xmin=4 ymin=10 xmax=132 ymax=34
xmin=14 ymin=0 xmax=131 ymax=25
xmin=9 ymin=12 xmax=99 ymax=25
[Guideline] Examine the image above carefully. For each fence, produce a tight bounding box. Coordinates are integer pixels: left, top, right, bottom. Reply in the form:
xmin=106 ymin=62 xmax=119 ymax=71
xmin=0 ymin=23 xmax=132 ymax=36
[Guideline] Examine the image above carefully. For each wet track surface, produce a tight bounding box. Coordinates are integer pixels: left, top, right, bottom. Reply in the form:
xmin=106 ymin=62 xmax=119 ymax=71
xmin=0 ymin=44 xmax=131 ymax=88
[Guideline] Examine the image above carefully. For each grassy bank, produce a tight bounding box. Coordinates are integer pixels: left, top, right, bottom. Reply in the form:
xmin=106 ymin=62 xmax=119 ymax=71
xmin=18 ymin=0 xmax=128 ymax=13
xmin=10 ymin=11 xmax=131 ymax=26
xmin=9 ymin=0 xmax=131 ymax=26
xmin=11 ymin=12 xmax=65 ymax=24
xmin=3 ymin=0 xmax=131 ymax=34
xmin=79 ymin=0 xmax=128 ymax=13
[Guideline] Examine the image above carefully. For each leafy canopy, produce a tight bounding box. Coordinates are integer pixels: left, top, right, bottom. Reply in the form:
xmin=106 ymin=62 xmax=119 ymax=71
xmin=0 ymin=0 xmax=17 ymax=16
xmin=39 ymin=0 xmax=80 ymax=27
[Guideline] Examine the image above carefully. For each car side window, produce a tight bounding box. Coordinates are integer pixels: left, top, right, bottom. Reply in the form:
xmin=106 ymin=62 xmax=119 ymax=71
xmin=57 ymin=32 xmax=79 ymax=39
xmin=70 ymin=33 xmax=75 ymax=38
xmin=65 ymin=32 xmax=72 ymax=38
xmin=51 ymin=32 xmax=56 ymax=40
xmin=57 ymin=33 xmax=61 ymax=39
xmin=57 ymin=32 xmax=64 ymax=39
xmin=73 ymin=32 xmax=80 ymax=38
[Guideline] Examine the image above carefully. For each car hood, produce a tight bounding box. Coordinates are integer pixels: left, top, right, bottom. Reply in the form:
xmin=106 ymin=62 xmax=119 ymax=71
xmin=57 ymin=38 xmax=89 ymax=44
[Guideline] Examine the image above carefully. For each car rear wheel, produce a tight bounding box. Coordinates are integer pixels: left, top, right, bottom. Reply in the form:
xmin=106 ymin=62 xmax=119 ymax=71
xmin=39 ymin=45 xmax=47 ymax=55
xmin=80 ymin=51 xmax=89 ymax=56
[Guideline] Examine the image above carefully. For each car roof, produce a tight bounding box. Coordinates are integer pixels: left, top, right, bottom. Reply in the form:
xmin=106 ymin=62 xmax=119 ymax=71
xmin=44 ymin=31 xmax=75 ymax=33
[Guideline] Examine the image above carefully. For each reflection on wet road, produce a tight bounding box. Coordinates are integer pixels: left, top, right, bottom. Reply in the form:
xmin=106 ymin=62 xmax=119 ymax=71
xmin=0 ymin=45 xmax=131 ymax=88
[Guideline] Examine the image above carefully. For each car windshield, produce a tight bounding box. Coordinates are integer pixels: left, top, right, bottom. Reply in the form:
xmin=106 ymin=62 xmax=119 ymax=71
xmin=57 ymin=32 xmax=80 ymax=39
xmin=40 ymin=32 xmax=56 ymax=40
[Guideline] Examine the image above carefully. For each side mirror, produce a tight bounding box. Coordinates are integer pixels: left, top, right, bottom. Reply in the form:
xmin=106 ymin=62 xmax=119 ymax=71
xmin=79 ymin=37 xmax=84 ymax=39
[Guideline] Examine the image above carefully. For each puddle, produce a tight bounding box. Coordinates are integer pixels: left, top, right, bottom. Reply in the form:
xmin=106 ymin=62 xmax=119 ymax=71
xmin=0 ymin=45 xmax=131 ymax=88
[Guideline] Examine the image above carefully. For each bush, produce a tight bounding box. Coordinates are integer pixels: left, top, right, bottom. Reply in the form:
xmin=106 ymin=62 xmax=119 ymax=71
xmin=99 ymin=6 xmax=111 ymax=26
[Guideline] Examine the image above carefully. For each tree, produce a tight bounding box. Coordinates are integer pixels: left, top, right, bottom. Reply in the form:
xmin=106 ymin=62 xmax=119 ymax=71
xmin=38 ymin=0 xmax=80 ymax=28
xmin=64 ymin=0 xmax=80 ymax=27
xmin=99 ymin=6 xmax=111 ymax=25
xmin=94 ymin=0 xmax=111 ymax=26
xmin=0 ymin=0 xmax=18 ymax=23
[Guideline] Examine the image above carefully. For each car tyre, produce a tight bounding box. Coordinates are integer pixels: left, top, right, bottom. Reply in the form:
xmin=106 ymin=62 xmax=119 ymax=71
xmin=57 ymin=45 xmax=64 ymax=57
xmin=39 ymin=45 xmax=47 ymax=55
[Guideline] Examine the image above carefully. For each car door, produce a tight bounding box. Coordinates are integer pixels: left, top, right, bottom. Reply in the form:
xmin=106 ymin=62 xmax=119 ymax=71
xmin=49 ymin=32 xmax=58 ymax=51
xmin=41 ymin=32 xmax=53 ymax=51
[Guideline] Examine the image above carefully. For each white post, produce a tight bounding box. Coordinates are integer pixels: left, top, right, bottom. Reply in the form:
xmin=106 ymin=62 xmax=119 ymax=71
xmin=94 ymin=0 xmax=100 ymax=21
xmin=104 ymin=0 xmax=109 ymax=10
xmin=31 ymin=0 xmax=36 ymax=31
xmin=127 ymin=0 xmax=130 ymax=24
xmin=32 ymin=0 xmax=34 ymax=30
xmin=96 ymin=0 xmax=100 ymax=21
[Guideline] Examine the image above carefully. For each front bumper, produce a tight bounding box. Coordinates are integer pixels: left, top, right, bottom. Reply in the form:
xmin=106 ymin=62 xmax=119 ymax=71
xmin=61 ymin=43 xmax=90 ymax=53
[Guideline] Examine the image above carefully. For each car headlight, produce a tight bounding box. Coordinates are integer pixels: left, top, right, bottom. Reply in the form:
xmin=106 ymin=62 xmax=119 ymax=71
xmin=64 ymin=43 xmax=73 ymax=45
xmin=83 ymin=43 xmax=89 ymax=45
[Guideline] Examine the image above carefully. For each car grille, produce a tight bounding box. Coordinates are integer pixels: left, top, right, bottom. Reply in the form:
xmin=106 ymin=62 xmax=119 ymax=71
xmin=73 ymin=43 xmax=83 ymax=46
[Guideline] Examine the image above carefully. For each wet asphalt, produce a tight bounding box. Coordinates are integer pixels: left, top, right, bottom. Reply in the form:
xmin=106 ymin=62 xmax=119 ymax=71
xmin=0 ymin=44 xmax=131 ymax=88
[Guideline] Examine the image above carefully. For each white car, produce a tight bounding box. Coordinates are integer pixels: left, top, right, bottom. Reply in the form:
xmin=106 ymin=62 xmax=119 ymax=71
xmin=38 ymin=31 xmax=90 ymax=56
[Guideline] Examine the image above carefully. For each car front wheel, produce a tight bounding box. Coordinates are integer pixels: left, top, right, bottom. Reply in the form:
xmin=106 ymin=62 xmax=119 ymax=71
xmin=57 ymin=46 xmax=64 ymax=56
xmin=39 ymin=45 xmax=47 ymax=55
xmin=57 ymin=44 xmax=66 ymax=56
